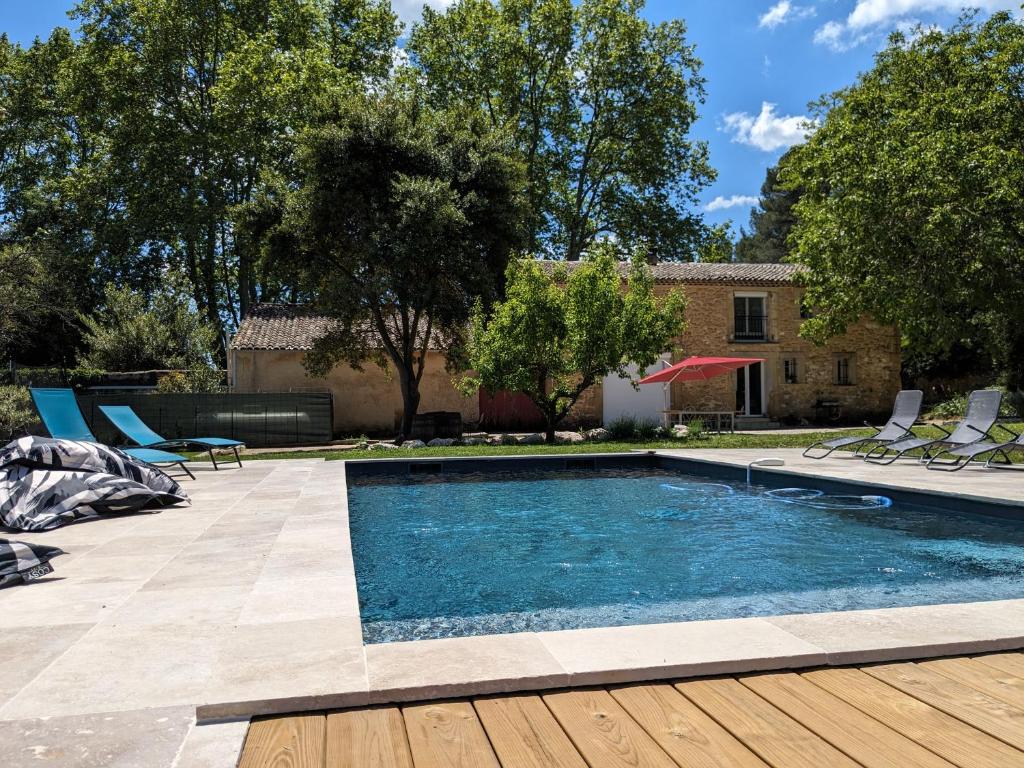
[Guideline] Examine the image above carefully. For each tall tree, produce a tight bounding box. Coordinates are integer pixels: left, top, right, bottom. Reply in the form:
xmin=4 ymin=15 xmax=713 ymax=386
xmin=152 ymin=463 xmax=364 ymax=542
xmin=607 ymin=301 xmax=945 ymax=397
xmin=282 ymin=89 xmax=526 ymax=437
xmin=409 ymin=0 xmax=714 ymax=261
xmin=19 ymin=0 xmax=400 ymax=360
xmin=782 ymin=13 xmax=1024 ymax=385
xmin=462 ymin=249 xmax=686 ymax=442
xmin=735 ymin=156 xmax=800 ymax=264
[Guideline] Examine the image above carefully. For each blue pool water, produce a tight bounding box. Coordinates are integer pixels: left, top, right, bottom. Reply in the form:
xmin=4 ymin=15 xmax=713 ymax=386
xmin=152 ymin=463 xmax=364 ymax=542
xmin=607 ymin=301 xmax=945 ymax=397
xmin=347 ymin=469 xmax=1024 ymax=642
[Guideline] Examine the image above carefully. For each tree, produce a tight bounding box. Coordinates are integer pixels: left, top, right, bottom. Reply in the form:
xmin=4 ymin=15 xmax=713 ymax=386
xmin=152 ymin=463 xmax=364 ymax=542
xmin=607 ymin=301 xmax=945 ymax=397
xmin=72 ymin=0 xmax=400 ymax=352
xmin=409 ymin=0 xmax=714 ymax=261
xmin=781 ymin=13 xmax=1024 ymax=385
xmin=462 ymin=248 xmax=686 ymax=442
xmin=282 ymin=89 xmax=526 ymax=437
xmin=697 ymin=222 xmax=735 ymax=263
xmin=0 ymin=1 xmax=400 ymax=366
xmin=79 ymin=283 xmax=218 ymax=371
xmin=0 ymin=243 xmax=78 ymax=364
xmin=735 ymin=155 xmax=801 ymax=264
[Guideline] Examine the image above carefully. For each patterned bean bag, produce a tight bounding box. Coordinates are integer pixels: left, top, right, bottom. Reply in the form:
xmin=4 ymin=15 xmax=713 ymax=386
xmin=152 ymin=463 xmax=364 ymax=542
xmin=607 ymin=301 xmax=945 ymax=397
xmin=0 ymin=437 xmax=190 ymax=532
xmin=0 ymin=539 xmax=65 ymax=587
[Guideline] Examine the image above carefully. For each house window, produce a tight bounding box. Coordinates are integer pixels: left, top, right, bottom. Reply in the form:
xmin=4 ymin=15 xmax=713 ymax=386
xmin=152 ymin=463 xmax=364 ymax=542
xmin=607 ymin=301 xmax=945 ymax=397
xmin=834 ymin=354 xmax=854 ymax=386
xmin=784 ymin=357 xmax=799 ymax=384
xmin=733 ymin=293 xmax=768 ymax=342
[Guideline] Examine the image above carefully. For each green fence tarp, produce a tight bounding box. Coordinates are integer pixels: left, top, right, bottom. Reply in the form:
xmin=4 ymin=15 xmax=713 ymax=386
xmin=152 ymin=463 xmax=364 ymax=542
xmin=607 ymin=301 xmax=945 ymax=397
xmin=76 ymin=392 xmax=333 ymax=448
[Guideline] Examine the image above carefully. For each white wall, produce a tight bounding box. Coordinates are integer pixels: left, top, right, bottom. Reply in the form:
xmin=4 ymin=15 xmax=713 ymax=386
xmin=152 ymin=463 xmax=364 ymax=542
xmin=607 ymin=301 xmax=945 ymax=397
xmin=602 ymin=358 xmax=670 ymax=426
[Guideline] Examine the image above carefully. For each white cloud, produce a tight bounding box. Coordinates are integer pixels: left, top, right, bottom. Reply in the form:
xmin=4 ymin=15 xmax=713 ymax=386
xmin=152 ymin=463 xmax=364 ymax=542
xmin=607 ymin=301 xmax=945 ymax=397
xmin=814 ymin=0 xmax=1020 ymax=51
xmin=722 ymin=102 xmax=815 ymax=152
xmin=706 ymin=195 xmax=760 ymax=212
xmin=848 ymin=0 xmax=1018 ymax=29
xmin=758 ymin=1 xmax=816 ymax=30
xmin=393 ymin=0 xmax=454 ymax=27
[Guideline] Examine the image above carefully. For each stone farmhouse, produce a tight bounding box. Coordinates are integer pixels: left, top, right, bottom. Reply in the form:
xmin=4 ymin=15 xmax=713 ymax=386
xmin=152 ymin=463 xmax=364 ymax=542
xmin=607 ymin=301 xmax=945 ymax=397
xmin=228 ymin=262 xmax=901 ymax=435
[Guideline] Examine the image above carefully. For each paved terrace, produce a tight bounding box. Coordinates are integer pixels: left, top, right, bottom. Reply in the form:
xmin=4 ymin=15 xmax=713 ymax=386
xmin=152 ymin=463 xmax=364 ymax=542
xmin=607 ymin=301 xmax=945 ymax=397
xmin=1 ymin=449 xmax=1023 ymax=766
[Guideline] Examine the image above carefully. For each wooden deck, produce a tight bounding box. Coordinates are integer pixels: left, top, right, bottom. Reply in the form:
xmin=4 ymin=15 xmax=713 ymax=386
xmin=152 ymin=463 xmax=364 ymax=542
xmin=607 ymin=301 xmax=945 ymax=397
xmin=236 ymin=653 xmax=1024 ymax=768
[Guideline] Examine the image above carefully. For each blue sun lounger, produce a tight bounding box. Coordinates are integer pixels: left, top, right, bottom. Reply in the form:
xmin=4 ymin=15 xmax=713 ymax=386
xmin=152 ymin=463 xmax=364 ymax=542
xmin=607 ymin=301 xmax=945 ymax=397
xmin=29 ymin=388 xmax=194 ymax=479
xmin=99 ymin=405 xmax=243 ymax=470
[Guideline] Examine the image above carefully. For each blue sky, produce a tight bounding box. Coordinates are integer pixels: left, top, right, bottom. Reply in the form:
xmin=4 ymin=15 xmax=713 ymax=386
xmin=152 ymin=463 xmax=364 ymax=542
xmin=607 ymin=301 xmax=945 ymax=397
xmin=4 ymin=0 xmax=1020 ymax=235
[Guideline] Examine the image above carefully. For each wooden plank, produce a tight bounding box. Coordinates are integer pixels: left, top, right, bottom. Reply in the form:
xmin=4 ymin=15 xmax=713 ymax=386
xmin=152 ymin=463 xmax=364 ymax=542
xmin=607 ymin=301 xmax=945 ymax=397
xmin=923 ymin=657 xmax=1024 ymax=711
xmin=609 ymin=683 xmax=769 ymax=768
xmin=402 ymin=701 xmax=500 ymax=768
xmin=543 ymin=688 xmax=678 ymax=768
xmin=740 ymin=672 xmax=954 ymax=768
xmin=325 ymin=707 xmax=414 ymax=768
xmin=473 ymin=694 xmax=587 ymax=768
xmin=864 ymin=663 xmax=1024 ymax=751
xmin=676 ymin=677 xmax=860 ymax=768
xmin=975 ymin=652 xmax=1024 ymax=679
xmin=237 ymin=713 xmax=326 ymax=768
xmin=804 ymin=667 xmax=1024 ymax=768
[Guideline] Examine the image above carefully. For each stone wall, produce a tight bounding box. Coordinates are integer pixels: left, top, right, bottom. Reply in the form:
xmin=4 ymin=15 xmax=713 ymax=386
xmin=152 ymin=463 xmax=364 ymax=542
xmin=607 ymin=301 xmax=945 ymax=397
xmin=655 ymin=282 xmax=902 ymax=423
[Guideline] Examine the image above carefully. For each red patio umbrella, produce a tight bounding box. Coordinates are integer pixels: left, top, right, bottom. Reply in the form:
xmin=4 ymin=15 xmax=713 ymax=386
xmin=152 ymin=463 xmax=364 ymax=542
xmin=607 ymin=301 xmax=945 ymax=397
xmin=638 ymin=356 xmax=765 ymax=385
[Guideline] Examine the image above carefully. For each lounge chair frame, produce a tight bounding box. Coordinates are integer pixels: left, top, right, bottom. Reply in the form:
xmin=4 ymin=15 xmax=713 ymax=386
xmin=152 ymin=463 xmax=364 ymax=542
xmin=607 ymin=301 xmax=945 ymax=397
xmin=925 ymin=424 xmax=1024 ymax=471
xmin=803 ymin=390 xmax=923 ymax=460
xmin=863 ymin=390 xmax=1003 ymax=466
xmin=98 ymin=405 xmax=244 ymax=471
xmin=28 ymin=388 xmax=195 ymax=479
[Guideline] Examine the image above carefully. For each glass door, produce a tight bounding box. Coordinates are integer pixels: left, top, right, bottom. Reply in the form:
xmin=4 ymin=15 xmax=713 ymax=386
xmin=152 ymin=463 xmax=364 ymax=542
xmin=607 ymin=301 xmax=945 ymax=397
xmin=735 ymin=362 xmax=765 ymax=415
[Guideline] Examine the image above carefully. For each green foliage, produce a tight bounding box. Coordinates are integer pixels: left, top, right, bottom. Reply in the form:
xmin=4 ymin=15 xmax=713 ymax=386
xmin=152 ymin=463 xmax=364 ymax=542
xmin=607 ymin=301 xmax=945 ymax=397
xmin=0 ymin=1 xmax=400 ymax=362
xmin=685 ymin=417 xmax=704 ymax=439
xmin=280 ymin=87 xmax=527 ymax=436
xmin=0 ymin=242 xmax=77 ymax=362
xmin=462 ymin=248 xmax=687 ymax=442
xmin=0 ymin=386 xmax=34 ymax=441
xmin=735 ymin=155 xmax=800 ymax=263
xmin=156 ymin=368 xmax=226 ymax=393
xmin=925 ymin=388 xmax=1024 ymax=420
xmin=697 ymin=222 xmax=735 ymax=263
xmin=781 ymin=13 xmax=1024 ymax=384
xmin=409 ymin=0 xmax=714 ymax=261
xmin=79 ymin=283 xmax=218 ymax=371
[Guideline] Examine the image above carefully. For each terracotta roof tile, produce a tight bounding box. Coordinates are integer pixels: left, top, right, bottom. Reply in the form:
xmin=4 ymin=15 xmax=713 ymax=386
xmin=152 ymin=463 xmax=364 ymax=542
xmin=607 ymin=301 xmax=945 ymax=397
xmin=231 ymin=305 xmax=340 ymax=351
xmin=539 ymin=260 xmax=802 ymax=285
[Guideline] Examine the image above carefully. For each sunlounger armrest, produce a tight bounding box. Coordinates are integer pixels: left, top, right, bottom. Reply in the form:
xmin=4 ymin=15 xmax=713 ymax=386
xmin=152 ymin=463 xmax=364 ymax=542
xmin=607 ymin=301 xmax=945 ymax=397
xmin=996 ymin=423 xmax=1021 ymax=440
xmin=965 ymin=423 xmax=991 ymax=438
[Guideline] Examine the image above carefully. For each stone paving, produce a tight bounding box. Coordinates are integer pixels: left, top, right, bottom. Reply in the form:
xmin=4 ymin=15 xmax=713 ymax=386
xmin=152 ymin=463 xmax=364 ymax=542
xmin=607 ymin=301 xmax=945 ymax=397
xmin=0 ymin=459 xmax=359 ymax=767
xmin=1 ymin=449 xmax=1023 ymax=766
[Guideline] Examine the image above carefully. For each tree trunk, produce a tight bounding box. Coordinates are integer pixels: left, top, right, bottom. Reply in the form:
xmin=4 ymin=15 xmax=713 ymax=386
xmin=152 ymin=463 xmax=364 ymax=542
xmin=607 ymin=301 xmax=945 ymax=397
xmin=396 ymin=365 xmax=422 ymax=441
xmin=544 ymin=421 xmax=557 ymax=444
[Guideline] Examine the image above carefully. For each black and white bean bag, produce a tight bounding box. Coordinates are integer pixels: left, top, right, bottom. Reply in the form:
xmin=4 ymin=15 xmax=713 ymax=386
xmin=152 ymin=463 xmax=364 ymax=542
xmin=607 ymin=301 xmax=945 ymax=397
xmin=0 ymin=437 xmax=190 ymax=532
xmin=0 ymin=540 xmax=65 ymax=587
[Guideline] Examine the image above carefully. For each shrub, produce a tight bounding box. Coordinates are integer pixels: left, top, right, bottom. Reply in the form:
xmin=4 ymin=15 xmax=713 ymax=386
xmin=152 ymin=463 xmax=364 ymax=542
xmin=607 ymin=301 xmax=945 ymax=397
xmin=686 ymin=417 xmax=705 ymax=439
xmin=607 ymin=415 xmax=640 ymax=440
xmin=607 ymin=415 xmax=661 ymax=441
xmin=156 ymin=368 xmax=225 ymax=393
xmin=0 ymin=385 xmax=35 ymax=441
xmin=925 ymin=388 xmax=1021 ymax=420
xmin=634 ymin=418 xmax=660 ymax=441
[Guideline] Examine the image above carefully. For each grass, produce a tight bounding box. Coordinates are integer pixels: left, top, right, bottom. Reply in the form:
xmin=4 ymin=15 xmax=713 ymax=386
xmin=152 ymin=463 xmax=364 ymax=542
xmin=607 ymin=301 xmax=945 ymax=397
xmin=186 ymin=421 xmax=1024 ymax=462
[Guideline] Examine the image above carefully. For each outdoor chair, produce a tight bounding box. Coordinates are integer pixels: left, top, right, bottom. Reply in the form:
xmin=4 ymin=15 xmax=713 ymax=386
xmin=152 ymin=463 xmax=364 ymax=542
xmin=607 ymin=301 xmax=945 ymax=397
xmin=99 ymin=405 xmax=243 ymax=470
xmin=29 ymin=388 xmax=194 ymax=478
xmin=863 ymin=389 xmax=1003 ymax=466
xmin=925 ymin=424 xmax=1024 ymax=471
xmin=803 ymin=389 xmax=923 ymax=459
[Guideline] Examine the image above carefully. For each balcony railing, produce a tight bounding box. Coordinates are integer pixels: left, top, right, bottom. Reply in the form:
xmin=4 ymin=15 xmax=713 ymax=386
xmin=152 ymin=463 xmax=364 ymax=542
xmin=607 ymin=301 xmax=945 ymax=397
xmin=733 ymin=314 xmax=769 ymax=342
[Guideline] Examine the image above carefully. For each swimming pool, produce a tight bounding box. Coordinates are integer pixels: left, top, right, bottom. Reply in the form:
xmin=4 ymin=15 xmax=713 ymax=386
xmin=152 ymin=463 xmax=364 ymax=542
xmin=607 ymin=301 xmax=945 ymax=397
xmin=347 ymin=460 xmax=1024 ymax=643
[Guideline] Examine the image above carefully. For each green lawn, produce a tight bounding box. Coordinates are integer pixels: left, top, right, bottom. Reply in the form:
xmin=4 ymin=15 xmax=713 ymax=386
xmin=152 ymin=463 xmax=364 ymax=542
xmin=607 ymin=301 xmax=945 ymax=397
xmin=179 ymin=423 xmax=1024 ymax=462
